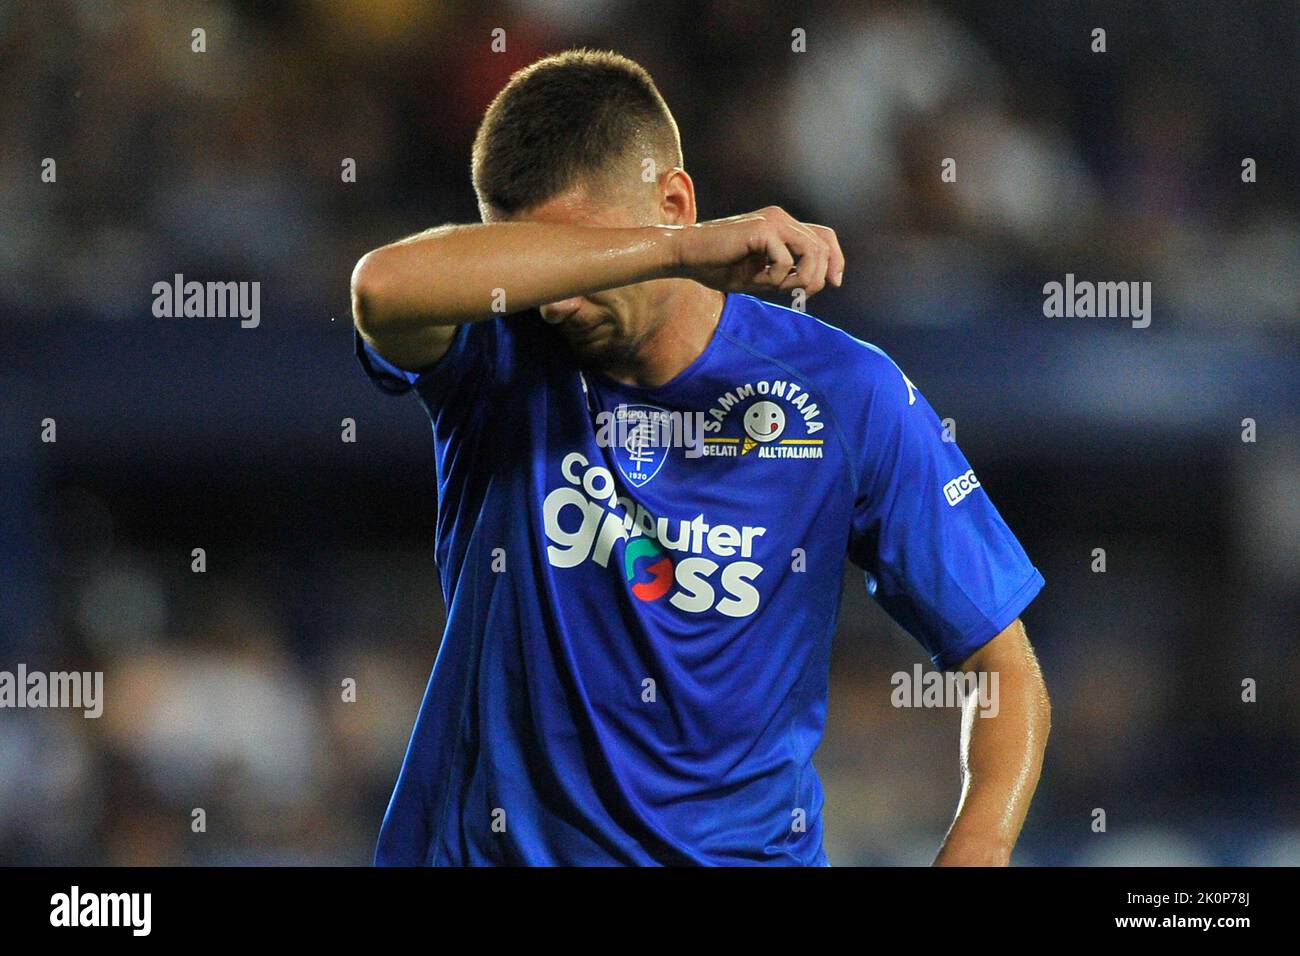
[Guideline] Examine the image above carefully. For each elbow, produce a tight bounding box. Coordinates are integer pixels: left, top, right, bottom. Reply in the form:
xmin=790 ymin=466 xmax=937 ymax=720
xmin=350 ymin=250 xmax=387 ymax=340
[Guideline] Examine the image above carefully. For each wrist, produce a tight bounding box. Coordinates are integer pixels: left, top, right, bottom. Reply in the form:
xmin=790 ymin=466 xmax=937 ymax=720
xmin=934 ymin=834 xmax=1014 ymax=867
xmin=650 ymin=224 xmax=687 ymax=280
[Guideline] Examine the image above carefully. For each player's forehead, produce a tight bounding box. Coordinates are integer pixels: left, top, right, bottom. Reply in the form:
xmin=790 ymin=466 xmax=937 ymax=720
xmin=486 ymin=184 xmax=637 ymax=227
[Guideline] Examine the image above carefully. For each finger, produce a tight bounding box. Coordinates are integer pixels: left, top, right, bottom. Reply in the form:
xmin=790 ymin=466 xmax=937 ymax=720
xmin=810 ymin=224 xmax=845 ymax=286
xmin=802 ymin=227 xmax=830 ymax=296
xmin=759 ymin=227 xmax=795 ymax=288
xmin=777 ymin=223 xmax=827 ymax=295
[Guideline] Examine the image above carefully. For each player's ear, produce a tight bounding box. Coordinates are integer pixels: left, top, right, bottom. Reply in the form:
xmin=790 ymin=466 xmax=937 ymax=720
xmin=658 ymin=167 xmax=696 ymax=227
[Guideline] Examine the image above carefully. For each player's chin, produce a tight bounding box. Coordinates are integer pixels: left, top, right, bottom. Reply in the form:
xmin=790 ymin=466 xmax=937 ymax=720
xmin=565 ymin=329 xmax=628 ymax=364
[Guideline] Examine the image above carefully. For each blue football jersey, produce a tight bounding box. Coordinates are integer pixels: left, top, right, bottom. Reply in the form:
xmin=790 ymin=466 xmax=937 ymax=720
xmin=354 ymin=292 xmax=1043 ymax=865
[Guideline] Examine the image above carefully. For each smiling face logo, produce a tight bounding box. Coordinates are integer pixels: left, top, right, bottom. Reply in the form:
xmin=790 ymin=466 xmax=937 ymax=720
xmin=742 ymin=401 xmax=785 ymax=454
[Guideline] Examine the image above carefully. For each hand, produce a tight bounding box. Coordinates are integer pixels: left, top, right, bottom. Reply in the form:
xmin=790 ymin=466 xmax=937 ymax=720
xmin=671 ymin=206 xmax=844 ymax=298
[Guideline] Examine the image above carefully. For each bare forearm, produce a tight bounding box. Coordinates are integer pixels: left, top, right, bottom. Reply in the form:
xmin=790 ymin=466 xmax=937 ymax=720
xmin=934 ymin=622 xmax=1051 ymax=865
xmin=351 ymin=221 xmax=679 ymax=334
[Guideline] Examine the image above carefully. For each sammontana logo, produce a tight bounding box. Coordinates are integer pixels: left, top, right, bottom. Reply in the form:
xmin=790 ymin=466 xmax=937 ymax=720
xmin=701 ymin=380 xmax=825 ymax=459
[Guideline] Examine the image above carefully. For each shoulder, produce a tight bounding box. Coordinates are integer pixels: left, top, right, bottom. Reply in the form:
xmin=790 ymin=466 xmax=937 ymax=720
xmin=719 ymin=294 xmax=916 ymax=411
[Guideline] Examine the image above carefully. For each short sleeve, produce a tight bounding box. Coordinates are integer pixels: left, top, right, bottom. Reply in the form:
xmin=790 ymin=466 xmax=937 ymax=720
xmin=354 ymin=327 xmax=423 ymax=394
xmin=846 ymin=347 xmax=1043 ymax=670
xmin=352 ymin=321 xmax=498 ymax=414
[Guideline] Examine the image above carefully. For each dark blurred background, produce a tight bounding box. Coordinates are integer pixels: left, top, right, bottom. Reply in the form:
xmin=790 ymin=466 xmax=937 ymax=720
xmin=1 ymin=0 xmax=1297 ymax=865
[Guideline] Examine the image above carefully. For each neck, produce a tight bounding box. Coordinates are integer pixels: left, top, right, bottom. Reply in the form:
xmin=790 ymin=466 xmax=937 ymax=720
xmin=601 ymin=283 xmax=726 ymax=388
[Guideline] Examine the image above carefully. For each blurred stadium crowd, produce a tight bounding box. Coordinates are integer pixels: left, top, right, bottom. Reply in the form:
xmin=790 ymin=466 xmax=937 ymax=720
xmin=1 ymin=0 xmax=1297 ymax=864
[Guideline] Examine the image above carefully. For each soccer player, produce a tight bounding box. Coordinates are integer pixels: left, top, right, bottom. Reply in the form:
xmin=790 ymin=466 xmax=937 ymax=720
xmin=351 ymin=50 xmax=1049 ymax=866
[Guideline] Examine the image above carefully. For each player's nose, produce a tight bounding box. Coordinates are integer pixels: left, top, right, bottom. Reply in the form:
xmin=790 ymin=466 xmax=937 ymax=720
xmin=539 ymin=297 xmax=583 ymax=325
